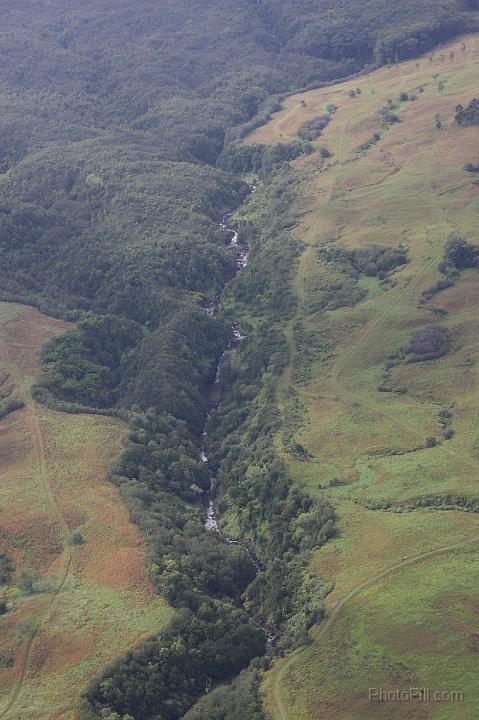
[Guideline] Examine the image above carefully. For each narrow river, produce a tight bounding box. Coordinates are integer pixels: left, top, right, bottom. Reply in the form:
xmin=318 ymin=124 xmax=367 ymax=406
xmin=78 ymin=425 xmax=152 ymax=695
xmin=200 ymin=188 xmax=265 ymax=574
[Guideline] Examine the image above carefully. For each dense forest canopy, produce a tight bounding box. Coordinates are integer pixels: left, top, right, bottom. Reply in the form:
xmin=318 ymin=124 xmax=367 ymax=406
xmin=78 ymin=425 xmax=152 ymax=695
xmin=0 ymin=0 xmax=475 ymax=408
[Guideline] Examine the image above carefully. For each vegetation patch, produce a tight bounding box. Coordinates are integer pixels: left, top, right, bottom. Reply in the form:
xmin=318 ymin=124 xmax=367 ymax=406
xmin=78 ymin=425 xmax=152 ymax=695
xmin=406 ymin=325 xmax=449 ymax=361
xmin=440 ymin=233 xmax=479 ymax=271
xmin=0 ymin=396 xmax=25 ymax=420
xmin=298 ymin=114 xmax=331 ymax=141
xmin=364 ymin=494 xmax=479 ymax=514
xmin=307 ymin=243 xmax=407 ymax=313
xmin=455 ymin=96 xmax=479 ymax=125
xmin=0 ymin=552 xmax=15 ymax=585
xmin=318 ymin=243 xmax=408 ymax=279
xmin=220 ymin=140 xmax=312 ymax=177
xmin=82 ymin=603 xmax=265 ymax=720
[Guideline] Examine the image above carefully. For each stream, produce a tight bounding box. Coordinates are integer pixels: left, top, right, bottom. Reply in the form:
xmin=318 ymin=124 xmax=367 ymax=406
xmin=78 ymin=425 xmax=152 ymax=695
xmin=200 ymin=188 xmax=265 ymax=575
xmin=199 ymin=188 xmax=280 ymax=649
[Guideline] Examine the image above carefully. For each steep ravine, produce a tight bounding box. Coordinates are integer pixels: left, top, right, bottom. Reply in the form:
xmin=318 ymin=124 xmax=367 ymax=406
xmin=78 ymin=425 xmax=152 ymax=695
xmin=200 ymin=193 xmax=265 ymax=576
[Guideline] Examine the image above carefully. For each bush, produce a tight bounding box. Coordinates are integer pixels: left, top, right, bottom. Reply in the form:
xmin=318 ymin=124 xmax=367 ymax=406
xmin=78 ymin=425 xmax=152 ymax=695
xmin=443 ymin=234 xmax=479 ymax=269
xmin=420 ymin=277 xmax=454 ymax=302
xmin=0 ymin=650 xmax=14 ymax=667
xmin=380 ymin=106 xmax=401 ymax=124
xmin=358 ymin=132 xmax=381 ymax=151
xmin=407 ymin=325 xmax=449 ymax=361
xmin=0 ymin=552 xmax=14 ymax=584
xmin=455 ymin=98 xmax=479 ymax=125
xmin=0 ymin=397 xmax=25 ymax=420
xmin=70 ymin=531 xmax=85 ymax=545
xmin=17 ymin=568 xmax=42 ymax=594
xmin=318 ymin=243 xmax=407 ymax=278
xmin=298 ymin=115 xmax=330 ymax=141
xmin=425 ymin=436 xmax=437 ymax=447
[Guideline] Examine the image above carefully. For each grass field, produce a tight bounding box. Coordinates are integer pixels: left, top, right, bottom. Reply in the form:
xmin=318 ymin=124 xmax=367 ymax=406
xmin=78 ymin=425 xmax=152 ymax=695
xmin=0 ymin=303 xmax=171 ymax=719
xmin=246 ymin=34 xmax=479 ymax=719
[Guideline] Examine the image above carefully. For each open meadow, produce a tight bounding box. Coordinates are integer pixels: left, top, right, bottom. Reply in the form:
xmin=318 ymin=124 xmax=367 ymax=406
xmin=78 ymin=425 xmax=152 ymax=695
xmin=245 ymin=34 xmax=479 ymax=719
xmin=0 ymin=303 xmax=171 ymax=719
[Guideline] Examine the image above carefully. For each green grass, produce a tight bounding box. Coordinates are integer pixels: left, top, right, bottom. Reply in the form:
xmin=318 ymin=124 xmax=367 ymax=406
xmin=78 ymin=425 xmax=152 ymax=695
xmin=270 ymin=547 xmax=479 ymax=720
xmin=247 ymin=33 xmax=479 ymax=719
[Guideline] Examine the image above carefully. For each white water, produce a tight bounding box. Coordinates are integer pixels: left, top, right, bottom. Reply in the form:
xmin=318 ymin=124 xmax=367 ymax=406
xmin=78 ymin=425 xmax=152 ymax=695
xmin=205 ymin=493 xmax=219 ymax=532
xmin=200 ymin=190 xmax=254 ymax=536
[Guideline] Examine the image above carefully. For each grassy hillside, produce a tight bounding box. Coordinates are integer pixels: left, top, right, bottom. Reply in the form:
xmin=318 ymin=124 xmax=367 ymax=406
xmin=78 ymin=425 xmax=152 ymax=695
xmin=0 ymin=303 xmax=171 ymax=720
xmin=244 ymin=34 xmax=479 ymax=719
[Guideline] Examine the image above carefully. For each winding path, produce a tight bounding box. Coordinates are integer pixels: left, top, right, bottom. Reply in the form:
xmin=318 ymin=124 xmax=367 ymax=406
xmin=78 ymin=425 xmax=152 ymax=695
xmin=273 ymin=534 xmax=479 ymax=720
xmin=0 ymin=316 xmax=74 ymax=719
xmin=271 ymin=42 xmax=479 ymax=719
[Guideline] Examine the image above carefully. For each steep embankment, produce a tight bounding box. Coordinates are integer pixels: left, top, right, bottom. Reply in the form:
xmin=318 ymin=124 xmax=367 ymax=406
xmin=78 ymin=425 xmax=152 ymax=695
xmin=0 ymin=303 xmax=171 ymax=720
xmin=244 ymin=34 xmax=479 ymax=719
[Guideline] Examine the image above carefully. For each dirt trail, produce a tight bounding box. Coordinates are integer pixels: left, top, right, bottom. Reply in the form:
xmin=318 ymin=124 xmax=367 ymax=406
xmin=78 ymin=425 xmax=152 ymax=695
xmin=327 ymin=115 xmax=479 ymax=475
xmin=271 ymin=41 xmax=479 ymax=720
xmin=272 ymin=534 xmax=479 ymax=720
xmin=0 ymin=314 xmax=74 ymax=719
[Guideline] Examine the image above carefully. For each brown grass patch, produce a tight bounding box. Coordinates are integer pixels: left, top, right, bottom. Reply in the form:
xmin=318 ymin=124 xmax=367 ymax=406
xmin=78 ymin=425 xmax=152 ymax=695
xmin=0 ymin=302 xmax=169 ymax=718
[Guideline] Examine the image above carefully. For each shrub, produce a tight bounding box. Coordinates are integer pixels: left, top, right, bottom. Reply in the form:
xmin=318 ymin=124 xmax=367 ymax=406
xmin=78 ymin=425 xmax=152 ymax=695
xmin=0 ymin=397 xmax=25 ymax=420
xmin=379 ymin=106 xmax=400 ymax=124
xmin=443 ymin=234 xmax=479 ymax=269
xmin=17 ymin=568 xmax=42 ymax=594
xmin=442 ymin=427 xmax=454 ymax=440
xmin=298 ymin=115 xmax=330 ymax=141
xmin=455 ymin=98 xmax=479 ymax=125
xmin=0 ymin=650 xmax=13 ymax=667
xmin=358 ymin=132 xmax=381 ymax=151
xmin=438 ymin=407 xmax=453 ymax=427
xmin=0 ymin=552 xmax=14 ymax=584
xmin=425 ymin=436 xmax=437 ymax=447
xmin=420 ymin=277 xmax=454 ymax=302
xmin=70 ymin=530 xmax=85 ymax=545
xmin=407 ymin=325 xmax=449 ymax=361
